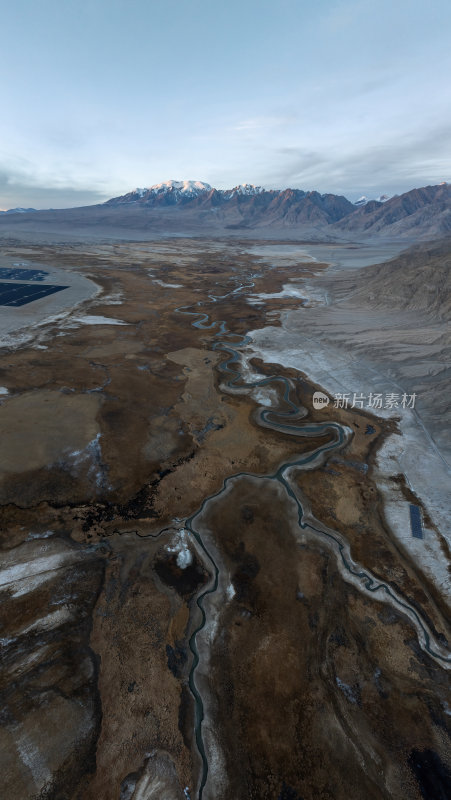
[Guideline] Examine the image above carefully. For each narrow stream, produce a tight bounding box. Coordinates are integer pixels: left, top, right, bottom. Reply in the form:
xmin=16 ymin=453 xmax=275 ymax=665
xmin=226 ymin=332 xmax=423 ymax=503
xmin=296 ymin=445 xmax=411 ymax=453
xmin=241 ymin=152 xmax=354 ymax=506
xmin=174 ymin=279 xmax=451 ymax=799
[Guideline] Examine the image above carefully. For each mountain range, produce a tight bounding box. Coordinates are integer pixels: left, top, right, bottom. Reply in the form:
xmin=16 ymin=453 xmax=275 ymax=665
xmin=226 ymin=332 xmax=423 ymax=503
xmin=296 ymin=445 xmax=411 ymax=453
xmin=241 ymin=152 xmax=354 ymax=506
xmin=101 ymin=180 xmax=451 ymax=236
xmin=0 ymin=181 xmax=449 ymax=240
xmin=335 ymin=183 xmax=451 ymax=237
xmin=0 ymin=207 xmax=37 ymax=215
xmin=104 ymin=179 xmax=355 ymax=225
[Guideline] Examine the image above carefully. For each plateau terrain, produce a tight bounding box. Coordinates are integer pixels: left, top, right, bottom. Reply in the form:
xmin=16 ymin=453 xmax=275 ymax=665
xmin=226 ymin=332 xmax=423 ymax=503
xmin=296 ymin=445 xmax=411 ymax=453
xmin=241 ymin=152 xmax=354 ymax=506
xmin=0 ymin=182 xmax=450 ymax=800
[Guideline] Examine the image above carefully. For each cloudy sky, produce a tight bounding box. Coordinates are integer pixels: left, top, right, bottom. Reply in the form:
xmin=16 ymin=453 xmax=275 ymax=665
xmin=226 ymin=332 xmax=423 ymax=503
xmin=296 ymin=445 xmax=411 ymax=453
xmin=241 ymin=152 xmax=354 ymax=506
xmin=1 ymin=0 xmax=450 ymax=208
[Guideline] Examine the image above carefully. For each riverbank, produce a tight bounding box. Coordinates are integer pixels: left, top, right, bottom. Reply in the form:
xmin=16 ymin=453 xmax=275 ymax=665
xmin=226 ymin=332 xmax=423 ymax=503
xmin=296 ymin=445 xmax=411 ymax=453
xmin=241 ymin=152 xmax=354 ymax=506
xmin=241 ymin=241 xmax=451 ymax=613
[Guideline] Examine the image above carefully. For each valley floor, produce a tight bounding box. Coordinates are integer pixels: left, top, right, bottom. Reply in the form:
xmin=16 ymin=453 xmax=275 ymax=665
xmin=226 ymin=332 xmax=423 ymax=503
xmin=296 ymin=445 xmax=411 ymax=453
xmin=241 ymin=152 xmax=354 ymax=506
xmin=0 ymin=236 xmax=449 ymax=800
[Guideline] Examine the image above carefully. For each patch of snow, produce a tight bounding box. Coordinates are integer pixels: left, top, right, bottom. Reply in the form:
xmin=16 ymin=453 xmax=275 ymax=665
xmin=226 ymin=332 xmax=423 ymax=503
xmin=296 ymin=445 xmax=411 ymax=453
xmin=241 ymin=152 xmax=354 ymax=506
xmin=0 ymin=550 xmax=79 ymax=588
xmin=26 ymin=530 xmax=54 ymax=540
xmin=167 ymin=528 xmax=193 ymax=569
xmin=20 ymin=607 xmax=73 ymax=635
xmin=0 ymin=330 xmax=36 ymax=349
xmin=152 ymin=279 xmax=183 ymax=288
xmin=71 ymin=315 xmax=127 ymax=326
xmin=10 ymin=571 xmax=54 ymax=598
xmin=0 ymin=386 xmax=9 ymax=395
xmin=177 ymin=548 xmax=193 ymax=568
xmin=15 ymin=729 xmax=53 ymax=789
xmin=101 ymin=291 xmax=124 ymax=305
xmin=354 ymin=193 xmax=390 ymax=205
xmin=251 ymin=386 xmax=279 ymax=408
xmin=226 ymin=583 xmax=235 ymax=601
xmin=248 ymin=281 xmax=306 ymax=303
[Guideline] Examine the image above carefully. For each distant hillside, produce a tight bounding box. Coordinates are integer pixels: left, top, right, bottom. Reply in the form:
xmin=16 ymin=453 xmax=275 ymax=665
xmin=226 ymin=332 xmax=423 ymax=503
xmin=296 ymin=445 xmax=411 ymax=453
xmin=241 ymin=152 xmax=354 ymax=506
xmin=347 ymin=238 xmax=451 ymax=320
xmin=0 ymin=207 xmax=37 ymax=215
xmin=334 ymin=183 xmax=451 ymax=238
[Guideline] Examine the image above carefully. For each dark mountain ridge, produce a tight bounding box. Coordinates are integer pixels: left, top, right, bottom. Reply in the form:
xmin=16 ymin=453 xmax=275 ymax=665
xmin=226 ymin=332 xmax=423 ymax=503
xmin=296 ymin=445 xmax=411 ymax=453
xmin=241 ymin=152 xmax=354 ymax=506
xmin=0 ymin=182 xmax=449 ymax=240
xmin=105 ymin=183 xmax=360 ymax=226
xmin=334 ymin=183 xmax=451 ymax=236
xmin=103 ymin=180 xmax=451 ymax=234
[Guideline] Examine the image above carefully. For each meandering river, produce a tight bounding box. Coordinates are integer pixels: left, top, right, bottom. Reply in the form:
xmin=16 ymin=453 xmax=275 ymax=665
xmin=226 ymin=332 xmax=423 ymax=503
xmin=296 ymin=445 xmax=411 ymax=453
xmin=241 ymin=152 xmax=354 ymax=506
xmin=173 ymin=277 xmax=451 ymax=799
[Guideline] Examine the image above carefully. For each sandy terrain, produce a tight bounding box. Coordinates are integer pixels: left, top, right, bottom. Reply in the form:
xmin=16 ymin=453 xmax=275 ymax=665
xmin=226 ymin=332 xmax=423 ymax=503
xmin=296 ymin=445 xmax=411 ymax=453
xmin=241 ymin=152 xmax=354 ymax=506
xmin=243 ymin=241 xmax=451 ymax=602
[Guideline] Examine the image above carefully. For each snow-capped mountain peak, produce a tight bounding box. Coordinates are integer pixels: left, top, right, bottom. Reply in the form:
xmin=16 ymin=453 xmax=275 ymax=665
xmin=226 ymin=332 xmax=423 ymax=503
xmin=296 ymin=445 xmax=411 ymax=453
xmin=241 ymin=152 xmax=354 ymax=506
xmin=107 ymin=180 xmax=213 ymax=207
xmin=148 ymin=179 xmax=212 ymax=194
xmin=110 ymin=180 xmax=266 ymax=205
xmin=228 ymin=184 xmax=264 ymax=197
xmin=354 ymin=193 xmax=390 ymax=206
